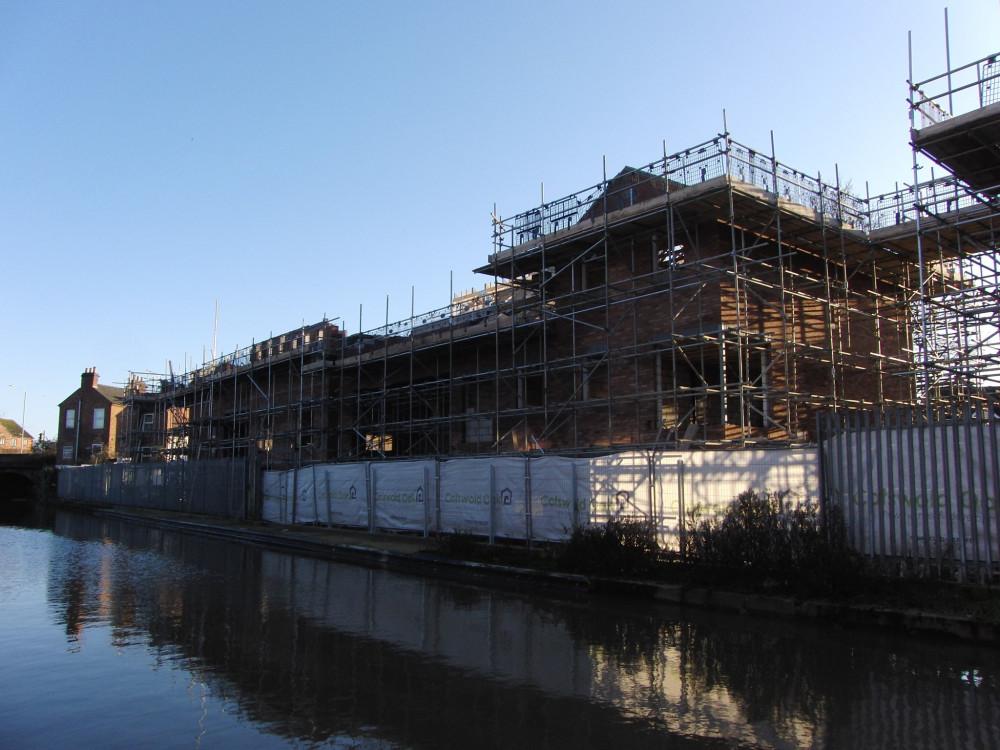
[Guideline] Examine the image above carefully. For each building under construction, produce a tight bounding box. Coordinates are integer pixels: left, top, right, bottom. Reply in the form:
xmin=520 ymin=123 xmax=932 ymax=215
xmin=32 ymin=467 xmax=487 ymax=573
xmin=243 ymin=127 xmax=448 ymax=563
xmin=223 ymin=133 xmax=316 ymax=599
xmin=118 ymin=47 xmax=1000 ymax=468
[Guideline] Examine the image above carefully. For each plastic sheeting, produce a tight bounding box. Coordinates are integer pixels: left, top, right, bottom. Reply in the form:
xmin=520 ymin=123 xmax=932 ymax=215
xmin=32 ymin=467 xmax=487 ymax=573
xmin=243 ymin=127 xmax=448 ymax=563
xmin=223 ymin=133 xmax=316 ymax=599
xmin=372 ymin=461 xmax=434 ymax=531
xmin=261 ymin=448 xmax=818 ymax=546
xmin=320 ymin=463 xmax=370 ymax=528
xmin=437 ymin=456 xmax=579 ymax=541
xmin=261 ymin=471 xmax=287 ymax=523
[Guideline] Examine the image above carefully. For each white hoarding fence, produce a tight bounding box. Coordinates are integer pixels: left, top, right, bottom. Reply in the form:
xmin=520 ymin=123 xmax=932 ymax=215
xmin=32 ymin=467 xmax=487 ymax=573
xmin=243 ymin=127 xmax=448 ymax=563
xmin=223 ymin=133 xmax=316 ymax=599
xmin=438 ymin=457 xmax=495 ymax=537
xmin=261 ymin=448 xmax=819 ymax=547
xmin=319 ymin=462 xmax=369 ymax=529
xmin=583 ymin=451 xmax=654 ymax=525
xmin=261 ymin=471 xmax=287 ymax=523
xmin=372 ymin=460 xmax=435 ymax=532
xmin=527 ymin=456 xmax=579 ymax=541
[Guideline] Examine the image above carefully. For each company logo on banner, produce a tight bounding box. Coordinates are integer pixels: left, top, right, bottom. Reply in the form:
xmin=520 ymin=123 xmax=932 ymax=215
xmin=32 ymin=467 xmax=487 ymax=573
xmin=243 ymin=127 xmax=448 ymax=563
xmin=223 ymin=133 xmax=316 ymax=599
xmin=378 ymin=487 xmax=424 ymax=504
xmin=329 ymin=485 xmax=358 ymax=502
xmin=500 ymin=488 xmax=512 ymax=505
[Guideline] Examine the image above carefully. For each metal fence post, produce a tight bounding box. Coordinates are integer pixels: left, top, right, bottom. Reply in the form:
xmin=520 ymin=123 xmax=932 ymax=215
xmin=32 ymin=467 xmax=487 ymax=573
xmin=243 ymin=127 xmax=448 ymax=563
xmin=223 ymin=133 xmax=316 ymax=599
xmin=489 ymin=463 xmax=496 ymax=545
xmin=677 ymin=459 xmax=686 ymax=555
xmin=367 ymin=463 xmax=375 ymax=533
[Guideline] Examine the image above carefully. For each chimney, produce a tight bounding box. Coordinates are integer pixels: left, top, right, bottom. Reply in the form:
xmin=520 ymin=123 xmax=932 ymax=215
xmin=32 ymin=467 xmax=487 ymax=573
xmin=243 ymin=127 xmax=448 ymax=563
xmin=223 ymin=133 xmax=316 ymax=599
xmin=81 ymin=367 xmax=98 ymax=389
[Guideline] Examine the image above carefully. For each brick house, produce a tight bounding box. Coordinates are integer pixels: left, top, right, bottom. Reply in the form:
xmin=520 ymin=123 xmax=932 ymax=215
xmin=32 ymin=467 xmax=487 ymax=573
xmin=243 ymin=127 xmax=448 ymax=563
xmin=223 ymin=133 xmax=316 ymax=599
xmin=57 ymin=368 xmax=125 ymax=464
xmin=0 ymin=419 xmax=33 ymax=454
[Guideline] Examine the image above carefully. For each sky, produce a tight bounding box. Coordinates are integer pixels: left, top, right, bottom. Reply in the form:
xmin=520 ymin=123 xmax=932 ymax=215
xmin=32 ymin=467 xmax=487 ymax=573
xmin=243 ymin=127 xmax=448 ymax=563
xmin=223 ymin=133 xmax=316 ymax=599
xmin=2 ymin=0 xmax=999 ymax=442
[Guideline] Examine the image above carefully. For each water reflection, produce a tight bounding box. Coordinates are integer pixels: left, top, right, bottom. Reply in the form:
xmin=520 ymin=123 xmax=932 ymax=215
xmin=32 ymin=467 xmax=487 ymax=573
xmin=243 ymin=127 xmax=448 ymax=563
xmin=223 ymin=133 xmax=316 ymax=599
xmin=24 ymin=512 xmax=1000 ymax=748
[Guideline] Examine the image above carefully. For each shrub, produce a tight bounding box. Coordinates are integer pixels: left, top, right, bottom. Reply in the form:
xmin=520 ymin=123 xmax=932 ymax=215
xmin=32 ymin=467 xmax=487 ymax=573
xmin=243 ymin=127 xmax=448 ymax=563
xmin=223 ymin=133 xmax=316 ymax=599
xmin=558 ymin=517 xmax=660 ymax=577
xmin=684 ymin=490 xmax=867 ymax=595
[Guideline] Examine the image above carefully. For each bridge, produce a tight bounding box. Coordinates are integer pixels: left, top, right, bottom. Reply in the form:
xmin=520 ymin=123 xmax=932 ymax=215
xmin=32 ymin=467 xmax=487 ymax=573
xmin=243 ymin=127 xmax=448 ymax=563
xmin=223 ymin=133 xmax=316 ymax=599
xmin=0 ymin=453 xmax=55 ymax=523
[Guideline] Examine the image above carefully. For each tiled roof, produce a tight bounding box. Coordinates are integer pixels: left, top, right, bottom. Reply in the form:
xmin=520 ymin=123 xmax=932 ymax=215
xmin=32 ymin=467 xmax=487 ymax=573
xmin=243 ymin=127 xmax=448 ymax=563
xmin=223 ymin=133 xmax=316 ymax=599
xmin=96 ymin=384 xmax=125 ymax=403
xmin=0 ymin=418 xmax=32 ymax=441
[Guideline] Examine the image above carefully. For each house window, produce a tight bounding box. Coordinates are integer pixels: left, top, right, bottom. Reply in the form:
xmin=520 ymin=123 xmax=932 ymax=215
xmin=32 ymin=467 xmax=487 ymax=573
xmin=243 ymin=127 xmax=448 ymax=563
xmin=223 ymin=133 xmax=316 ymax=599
xmin=0 ymin=437 xmax=5 ymax=446
xmin=657 ymin=350 xmax=711 ymax=430
xmin=582 ymin=257 xmax=606 ymax=290
xmin=518 ymin=374 xmax=546 ymax=408
xmin=365 ymin=434 xmax=393 ymax=453
xmin=93 ymin=408 xmax=106 ymax=430
xmin=582 ymin=363 xmax=608 ymax=400
xmin=465 ymin=409 xmax=492 ymax=443
xmin=142 ymin=413 xmax=155 ymax=430
xmin=658 ymin=243 xmax=685 ymax=269
xmin=65 ymin=409 xmax=76 ymax=429
xmin=9 ymin=439 xmax=16 ymax=448
xmin=62 ymin=445 xmax=73 ymax=460
xmin=91 ymin=443 xmax=103 ymax=455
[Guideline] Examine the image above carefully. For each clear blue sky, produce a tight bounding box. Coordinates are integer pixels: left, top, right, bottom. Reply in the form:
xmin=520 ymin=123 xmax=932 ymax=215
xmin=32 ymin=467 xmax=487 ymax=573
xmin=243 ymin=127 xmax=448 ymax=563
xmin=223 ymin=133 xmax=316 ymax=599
xmin=2 ymin=1 xmax=998 ymax=442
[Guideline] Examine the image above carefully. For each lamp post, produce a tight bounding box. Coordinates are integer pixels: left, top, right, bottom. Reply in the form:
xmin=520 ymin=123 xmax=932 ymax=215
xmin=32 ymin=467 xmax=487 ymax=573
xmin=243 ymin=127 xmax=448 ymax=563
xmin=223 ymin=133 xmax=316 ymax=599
xmin=8 ymin=384 xmax=26 ymax=454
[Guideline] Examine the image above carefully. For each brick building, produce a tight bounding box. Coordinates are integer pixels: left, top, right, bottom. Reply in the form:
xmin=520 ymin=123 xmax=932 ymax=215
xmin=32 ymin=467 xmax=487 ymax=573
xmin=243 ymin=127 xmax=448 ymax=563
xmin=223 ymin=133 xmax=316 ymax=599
xmin=115 ymin=42 xmax=1000 ymax=467
xmin=0 ymin=419 xmax=32 ymax=454
xmin=117 ymin=134 xmax=936 ymax=465
xmin=57 ymin=368 xmax=125 ymax=464
xmin=120 ymin=320 xmax=344 ymax=465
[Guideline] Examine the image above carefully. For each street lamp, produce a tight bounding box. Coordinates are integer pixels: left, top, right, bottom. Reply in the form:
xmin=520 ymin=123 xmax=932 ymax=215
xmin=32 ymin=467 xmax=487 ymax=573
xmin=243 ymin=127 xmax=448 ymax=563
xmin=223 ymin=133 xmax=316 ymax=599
xmin=8 ymin=384 xmax=26 ymax=454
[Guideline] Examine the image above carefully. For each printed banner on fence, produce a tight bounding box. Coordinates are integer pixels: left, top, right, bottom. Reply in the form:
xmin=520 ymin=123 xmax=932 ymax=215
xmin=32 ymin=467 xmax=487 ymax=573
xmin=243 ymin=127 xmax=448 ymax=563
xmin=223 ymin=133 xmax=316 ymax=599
xmin=259 ymin=448 xmax=818 ymax=545
xmin=371 ymin=461 xmax=435 ymax=532
xmin=438 ymin=457 xmax=496 ymax=535
xmin=261 ymin=471 xmax=287 ymax=523
xmin=292 ymin=466 xmax=321 ymax=524
xmin=527 ymin=456 xmax=578 ymax=540
xmin=319 ymin=463 xmax=370 ymax=528
xmin=492 ymin=457 xmax=531 ymax=539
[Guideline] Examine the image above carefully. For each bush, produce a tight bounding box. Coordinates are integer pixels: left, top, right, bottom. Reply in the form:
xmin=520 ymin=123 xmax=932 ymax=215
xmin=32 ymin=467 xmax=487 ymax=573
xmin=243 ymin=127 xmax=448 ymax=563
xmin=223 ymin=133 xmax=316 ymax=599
xmin=684 ymin=490 xmax=867 ymax=596
xmin=558 ymin=517 xmax=660 ymax=577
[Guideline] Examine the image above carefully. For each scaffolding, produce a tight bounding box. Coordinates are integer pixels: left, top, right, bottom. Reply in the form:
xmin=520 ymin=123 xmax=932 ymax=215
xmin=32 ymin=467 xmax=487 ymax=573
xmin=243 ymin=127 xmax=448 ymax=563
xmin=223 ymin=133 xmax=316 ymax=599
xmin=121 ymin=320 xmax=344 ymax=466
xmin=315 ymin=133 xmax=902 ymax=459
xmin=477 ymin=135 xmax=912 ymax=452
xmin=905 ymin=41 xmax=1000 ymax=399
xmin=332 ymin=111 xmax=997 ymax=459
xmin=120 ymin=44 xmax=1000 ymax=466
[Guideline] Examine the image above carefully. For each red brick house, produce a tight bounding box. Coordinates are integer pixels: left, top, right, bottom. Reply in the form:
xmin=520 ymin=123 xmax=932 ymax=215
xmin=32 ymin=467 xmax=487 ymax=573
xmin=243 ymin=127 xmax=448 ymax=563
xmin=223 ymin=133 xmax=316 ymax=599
xmin=0 ymin=419 xmax=32 ymax=454
xmin=57 ymin=368 xmax=125 ymax=464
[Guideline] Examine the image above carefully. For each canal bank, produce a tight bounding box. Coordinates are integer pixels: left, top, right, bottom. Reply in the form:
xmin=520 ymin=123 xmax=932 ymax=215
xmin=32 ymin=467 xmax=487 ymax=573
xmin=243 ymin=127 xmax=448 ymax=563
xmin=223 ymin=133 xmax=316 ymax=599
xmin=69 ymin=502 xmax=1000 ymax=646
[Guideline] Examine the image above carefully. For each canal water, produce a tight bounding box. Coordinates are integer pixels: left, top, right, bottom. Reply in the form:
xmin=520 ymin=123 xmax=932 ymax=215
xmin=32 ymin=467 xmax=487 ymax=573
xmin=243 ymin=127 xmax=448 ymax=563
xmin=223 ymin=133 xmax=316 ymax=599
xmin=1 ymin=511 xmax=999 ymax=749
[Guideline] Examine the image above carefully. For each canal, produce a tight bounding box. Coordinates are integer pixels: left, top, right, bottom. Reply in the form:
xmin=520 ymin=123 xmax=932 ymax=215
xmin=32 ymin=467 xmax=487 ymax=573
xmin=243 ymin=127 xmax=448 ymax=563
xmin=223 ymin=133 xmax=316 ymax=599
xmin=1 ymin=510 xmax=998 ymax=749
